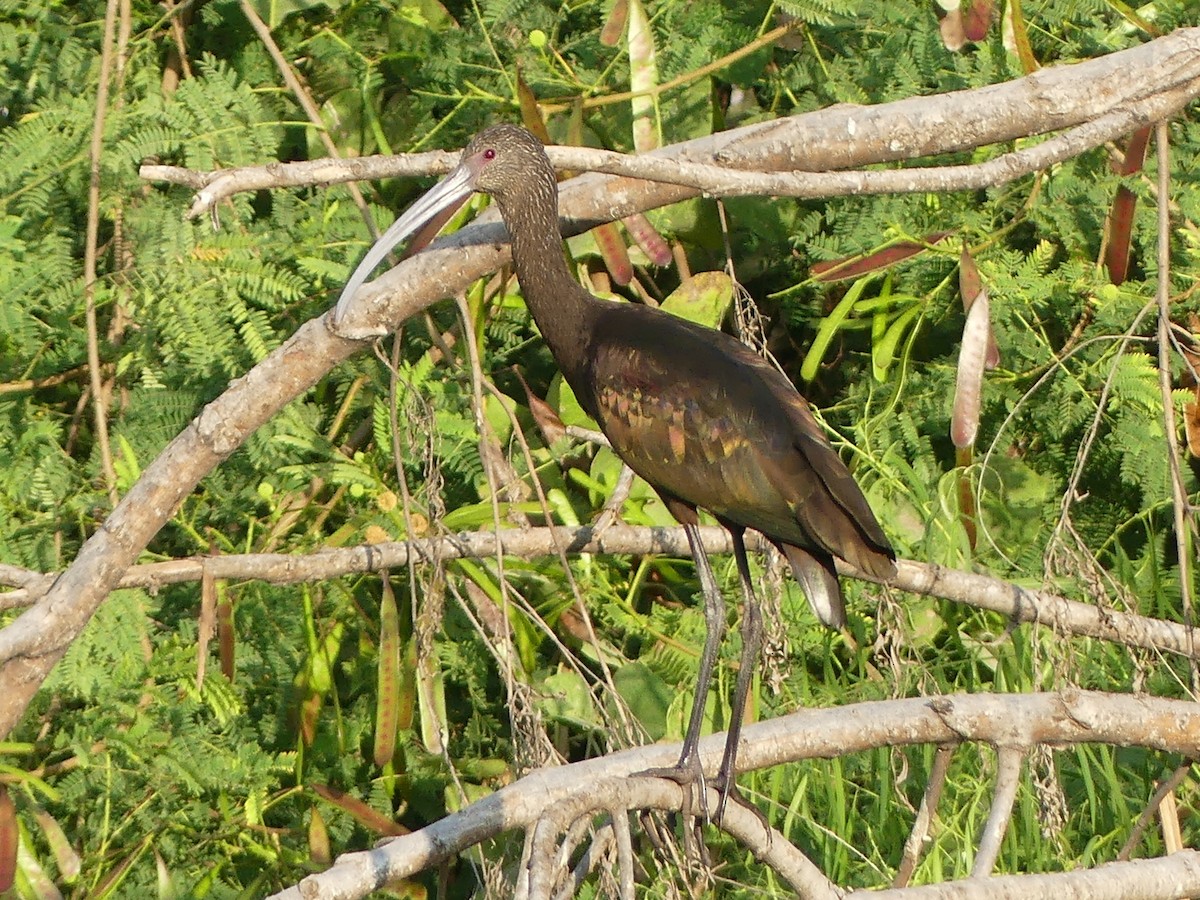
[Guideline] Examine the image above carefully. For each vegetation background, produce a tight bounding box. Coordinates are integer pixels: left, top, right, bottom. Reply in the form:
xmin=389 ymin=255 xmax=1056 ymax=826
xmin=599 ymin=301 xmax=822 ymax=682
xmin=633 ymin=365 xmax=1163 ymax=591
xmin=0 ymin=0 xmax=1198 ymax=896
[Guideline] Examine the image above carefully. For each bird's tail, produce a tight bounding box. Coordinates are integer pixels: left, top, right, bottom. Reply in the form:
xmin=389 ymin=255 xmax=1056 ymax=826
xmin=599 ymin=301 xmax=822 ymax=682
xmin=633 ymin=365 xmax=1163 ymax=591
xmin=778 ymin=544 xmax=846 ymax=630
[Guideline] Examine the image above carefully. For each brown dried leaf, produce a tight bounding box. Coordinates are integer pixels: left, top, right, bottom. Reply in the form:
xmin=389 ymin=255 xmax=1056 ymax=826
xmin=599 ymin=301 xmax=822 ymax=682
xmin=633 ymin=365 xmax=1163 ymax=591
xmin=960 ymin=245 xmax=999 ymax=369
xmin=512 ymin=366 xmax=567 ymax=445
xmin=309 ymin=805 xmax=332 ymax=867
xmin=959 ymin=243 xmax=983 ymax=302
xmin=956 ymin=446 xmax=977 ymax=549
xmin=594 ymin=221 xmax=633 ymax=286
xmin=939 ymin=6 xmax=966 ymax=52
xmin=31 ymin=807 xmax=80 ymax=881
xmin=1183 ymin=313 xmax=1200 ymax=376
xmin=0 ymin=786 xmax=15 ymax=893
xmin=516 ymin=69 xmax=551 ymax=145
xmin=218 ymin=594 xmax=234 ymax=681
xmin=964 ymin=0 xmax=994 ymax=42
xmin=1105 ymin=185 xmax=1137 ymax=286
xmin=1115 ymin=126 xmax=1152 ymax=176
xmin=299 ymin=690 xmax=321 ymax=747
xmin=1102 ymin=128 xmax=1152 ymax=286
xmin=600 ymin=0 xmax=628 ymax=46
xmin=373 ymin=579 xmax=401 ymax=769
xmin=1186 ymin=388 xmax=1200 ymax=457
xmin=196 ymin=560 xmax=217 ymax=691
xmin=311 ymin=784 xmax=409 ymax=837
xmin=812 ymin=231 xmax=954 ymax=282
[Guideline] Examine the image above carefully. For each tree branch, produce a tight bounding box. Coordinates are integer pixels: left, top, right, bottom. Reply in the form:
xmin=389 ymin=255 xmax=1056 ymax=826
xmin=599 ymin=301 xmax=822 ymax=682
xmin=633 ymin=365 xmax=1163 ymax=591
xmin=142 ymin=28 xmax=1200 ymax=221
xmin=1 ymin=525 xmax=1196 ymax=661
xmin=273 ymin=690 xmax=1200 ymax=899
xmin=863 ymin=853 xmax=1200 ymax=900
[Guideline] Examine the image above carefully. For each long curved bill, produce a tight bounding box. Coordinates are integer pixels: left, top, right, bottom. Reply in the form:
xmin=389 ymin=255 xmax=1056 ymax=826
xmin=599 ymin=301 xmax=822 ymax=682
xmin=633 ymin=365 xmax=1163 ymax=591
xmin=333 ymin=163 xmax=478 ymax=324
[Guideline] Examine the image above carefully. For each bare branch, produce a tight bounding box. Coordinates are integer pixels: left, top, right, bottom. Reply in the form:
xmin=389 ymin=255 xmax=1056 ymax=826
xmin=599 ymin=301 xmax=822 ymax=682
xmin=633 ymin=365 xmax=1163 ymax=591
xmin=4 ymin=523 xmax=1197 ymax=668
xmin=862 ymin=852 xmax=1200 ymax=900
xmin=1153 ymin=120 xmax=1199 ymax=674
xmin=142 ymin=29 xmax=1200 ymax=220
xmin=894 ymin=745 xmax=954 ymax=887
xmin=0 ymin=527 xmax=1195 ymax=660
xmin=972 ymin=747 xmax=1024 ymax=877
xmin=277 ymin=690 xmax=1200 ymax=900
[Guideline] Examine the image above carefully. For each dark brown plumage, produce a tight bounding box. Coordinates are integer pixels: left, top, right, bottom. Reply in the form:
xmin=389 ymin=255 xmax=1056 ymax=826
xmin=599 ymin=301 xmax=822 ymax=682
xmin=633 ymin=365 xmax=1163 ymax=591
xmin=335 ymin=124 xmax=896 ymax=820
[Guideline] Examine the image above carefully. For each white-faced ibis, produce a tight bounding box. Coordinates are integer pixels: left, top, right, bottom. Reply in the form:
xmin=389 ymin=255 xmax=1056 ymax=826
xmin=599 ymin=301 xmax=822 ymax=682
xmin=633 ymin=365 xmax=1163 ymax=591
xmin=334 ymin=124 xmax=896 ymax=820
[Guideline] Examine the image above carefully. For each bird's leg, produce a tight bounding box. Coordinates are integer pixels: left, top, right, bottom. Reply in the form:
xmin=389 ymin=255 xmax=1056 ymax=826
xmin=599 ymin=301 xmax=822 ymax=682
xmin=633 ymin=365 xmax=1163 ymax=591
xmin=711 ymin=527 xmax=767 ymax=826
xmin=635 ymin=521 xmax=727 ymax=821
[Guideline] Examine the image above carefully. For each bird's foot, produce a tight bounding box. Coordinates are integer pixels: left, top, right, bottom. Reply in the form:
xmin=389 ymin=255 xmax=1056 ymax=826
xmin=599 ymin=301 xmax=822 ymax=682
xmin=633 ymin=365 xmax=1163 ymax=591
xmin=634 ymin=759 xmax=712 ymax=867
xmin=709 ymin=773 xmax=771 ymax=837
xmin=635 ymin=757 xmax=710 ymax=822
xmin=635 ymin=761 xmax=766 ymax=831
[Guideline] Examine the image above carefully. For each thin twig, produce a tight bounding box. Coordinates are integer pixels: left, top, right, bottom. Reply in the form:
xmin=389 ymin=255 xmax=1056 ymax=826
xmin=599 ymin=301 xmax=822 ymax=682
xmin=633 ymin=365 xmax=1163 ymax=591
xmin=84 ymin=0 xmax=121 ymax=506
xmin=1117 ymin=763 xmax=1195 ymax=860
xmin=612 ymin=809 xmax=635 ymax=900
xmin=1046 ymin=302 xmax=1158 ymax=579
xmin=549 ymin=821 xmax=617 ymax=900
xmin=893 ymin=745 xmax=954 ymax=887
xmin=0 ymin=364 xmax=90 ymax=396
xmin=1153 ymin=120 xmax=1198 ymax=686
xmin=542 ymin=21 xmax=801 ymax=114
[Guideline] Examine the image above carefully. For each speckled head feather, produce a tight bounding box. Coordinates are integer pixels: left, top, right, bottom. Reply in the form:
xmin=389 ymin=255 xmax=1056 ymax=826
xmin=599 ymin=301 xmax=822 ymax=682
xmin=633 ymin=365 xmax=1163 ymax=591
xmin=459 ymin=124 xmax=557 ymax=204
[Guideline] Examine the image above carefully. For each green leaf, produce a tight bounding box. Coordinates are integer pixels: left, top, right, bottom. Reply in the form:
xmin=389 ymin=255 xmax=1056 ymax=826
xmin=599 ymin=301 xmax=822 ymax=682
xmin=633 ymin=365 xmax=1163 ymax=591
xmin=613 ymin=662 xmax=673 ymax=741
xmin=659 ymin=271 xmax=735 ymax=329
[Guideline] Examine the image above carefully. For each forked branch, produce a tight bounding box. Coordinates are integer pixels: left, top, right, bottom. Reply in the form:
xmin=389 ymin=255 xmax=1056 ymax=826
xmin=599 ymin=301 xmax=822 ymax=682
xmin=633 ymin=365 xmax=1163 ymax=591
xmin=271 ymin=690 xmax=1200 ymax=900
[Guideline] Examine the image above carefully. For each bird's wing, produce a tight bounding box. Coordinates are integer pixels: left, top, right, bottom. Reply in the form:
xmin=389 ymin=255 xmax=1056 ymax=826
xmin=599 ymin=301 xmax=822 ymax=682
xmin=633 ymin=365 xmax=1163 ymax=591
xmin=760 ymin=387 xmax=896 ymax=579
xmin=584 ymin=307 xmax=894 ymax=579
xmin=586 ymin=328 xmax=774 ymax=519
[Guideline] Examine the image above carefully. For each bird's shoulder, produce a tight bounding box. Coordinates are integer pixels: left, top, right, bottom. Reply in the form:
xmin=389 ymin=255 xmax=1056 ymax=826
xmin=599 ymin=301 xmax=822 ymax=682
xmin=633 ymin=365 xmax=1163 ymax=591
xmin=586 ymin=303 xmax=783 ymax=398
xmin=583 ymin=303 xmax=807 ymax=466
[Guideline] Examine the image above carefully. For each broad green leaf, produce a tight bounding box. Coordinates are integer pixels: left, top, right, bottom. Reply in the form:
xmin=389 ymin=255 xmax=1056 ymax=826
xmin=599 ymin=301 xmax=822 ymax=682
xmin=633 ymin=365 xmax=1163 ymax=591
xmin=660 ymin=271 xmax=735 ymax=329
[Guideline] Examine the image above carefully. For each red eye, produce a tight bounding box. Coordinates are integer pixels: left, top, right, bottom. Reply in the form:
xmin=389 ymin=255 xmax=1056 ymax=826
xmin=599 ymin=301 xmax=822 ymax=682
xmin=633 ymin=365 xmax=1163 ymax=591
xmin=483 ymin=148 xmax=496 ymax=160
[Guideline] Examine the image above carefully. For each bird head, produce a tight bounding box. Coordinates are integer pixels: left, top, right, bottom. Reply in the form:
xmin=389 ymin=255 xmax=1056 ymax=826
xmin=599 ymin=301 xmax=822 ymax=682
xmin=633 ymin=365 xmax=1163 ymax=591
xmin=460 ymin=124 xmax=554 ymax=202
xmin=333 ymin=124 xmax=552 ymax=324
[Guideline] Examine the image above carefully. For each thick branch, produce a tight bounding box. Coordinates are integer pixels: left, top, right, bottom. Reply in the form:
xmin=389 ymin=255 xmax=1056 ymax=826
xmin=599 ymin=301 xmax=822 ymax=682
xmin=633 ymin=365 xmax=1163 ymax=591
xmin=1 ymin=526 xmax=1196 ymax=660
xmin=142 ymin=28 xmax=1200 ymax=216
xmin=277 ymin=690 xmax=1200 ymax=899
xmin=861 ymin=853 xmax=1200 ymax=900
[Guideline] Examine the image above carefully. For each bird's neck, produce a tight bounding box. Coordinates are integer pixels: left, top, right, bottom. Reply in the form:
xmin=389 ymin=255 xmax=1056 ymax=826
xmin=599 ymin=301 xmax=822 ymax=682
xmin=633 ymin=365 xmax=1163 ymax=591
xmin=496 ymin=187 xmax=597 ymax=381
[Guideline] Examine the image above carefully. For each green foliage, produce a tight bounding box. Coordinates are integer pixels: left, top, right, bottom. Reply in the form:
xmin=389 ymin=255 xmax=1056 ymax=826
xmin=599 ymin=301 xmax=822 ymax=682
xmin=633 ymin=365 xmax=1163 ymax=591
xmin=0 ymin=0 xmax=1198 ymax=895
